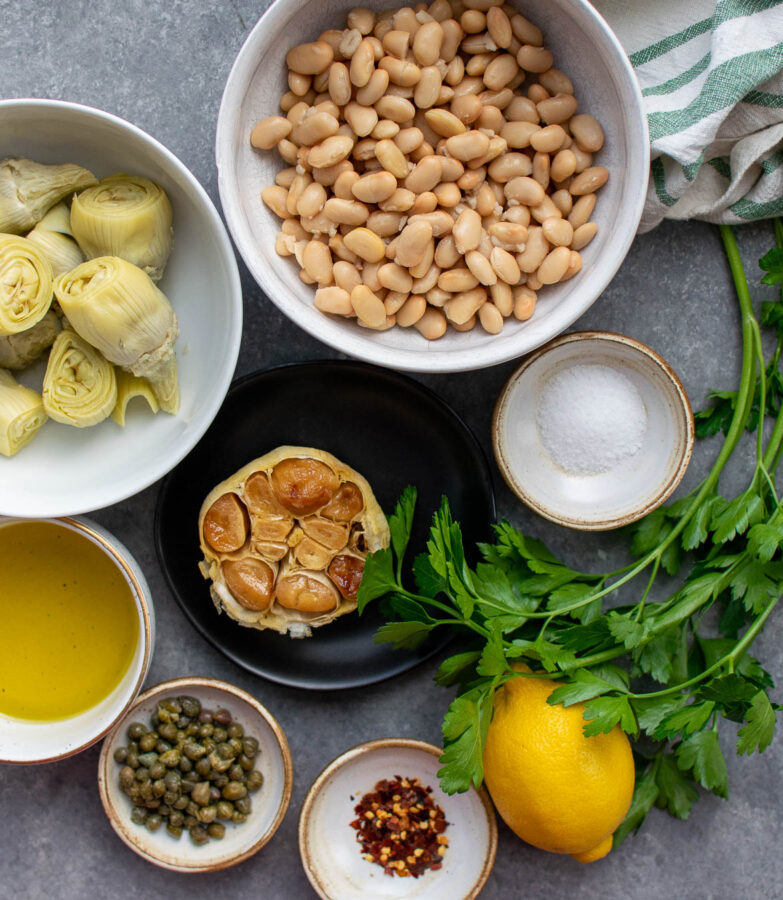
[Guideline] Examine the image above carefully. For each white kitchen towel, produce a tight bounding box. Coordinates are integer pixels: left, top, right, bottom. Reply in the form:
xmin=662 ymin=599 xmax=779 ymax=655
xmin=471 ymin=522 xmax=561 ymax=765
xmin=593 ymin=0 xmax=783 ymax=231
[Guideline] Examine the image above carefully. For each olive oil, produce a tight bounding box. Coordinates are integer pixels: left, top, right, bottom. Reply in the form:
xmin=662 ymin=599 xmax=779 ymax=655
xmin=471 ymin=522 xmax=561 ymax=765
xmin=0 ymin=520 xmax=139 ymax=721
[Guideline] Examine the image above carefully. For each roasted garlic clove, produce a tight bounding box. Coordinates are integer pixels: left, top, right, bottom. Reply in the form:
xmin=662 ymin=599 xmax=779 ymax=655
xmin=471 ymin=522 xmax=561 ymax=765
xmin=321 ymin=482 xmax=364 ymax=521
xmin=328 ymin=554 xmax=365 ymax=600
xmin=202 ymin=493 xmax=249 ymax=553
xmin=271 ymin=456 xmax=340 ymax=515
xmin=300 ymin=516 xmax=349 ymax=550
xmin=275 ymin=572 xmax=340 ymax=612
xmin=253 ymin=539 xmax=289 ymax=561
xmin=222 ymin=558 xmax=275 ymax=611
xmin=293 ymin=535 xmax=334 ymax=570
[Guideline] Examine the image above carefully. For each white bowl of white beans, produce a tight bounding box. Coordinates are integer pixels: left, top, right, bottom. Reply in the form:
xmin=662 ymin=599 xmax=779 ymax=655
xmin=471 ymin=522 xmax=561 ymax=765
xmin=217 ymin=0 xmax=648 ymax=372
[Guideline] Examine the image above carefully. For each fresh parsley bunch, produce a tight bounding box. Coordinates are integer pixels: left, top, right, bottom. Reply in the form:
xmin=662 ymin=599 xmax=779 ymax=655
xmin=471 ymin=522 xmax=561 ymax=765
xmin=358 ymin=223 xmax=783 ymax=847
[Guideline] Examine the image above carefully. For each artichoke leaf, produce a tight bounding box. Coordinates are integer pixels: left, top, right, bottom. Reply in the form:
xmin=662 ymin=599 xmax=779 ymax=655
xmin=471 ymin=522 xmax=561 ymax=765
xmin=0 ymin=158 xmax=96 ymax=234
xmin=42 ymin=329 xmax=117 ymax=427
xmin=0 ymin=310 xmax=61 ymax=370
xmin=0 ymin=368 xmax=47 ymax=456
xmin=111 ymin=369 xmax=159 ymax=426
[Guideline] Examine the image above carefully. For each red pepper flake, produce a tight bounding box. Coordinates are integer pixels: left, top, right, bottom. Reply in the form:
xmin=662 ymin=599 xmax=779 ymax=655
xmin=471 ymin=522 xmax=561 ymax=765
xmin=350 ymin=776 xmax=449 ymax=878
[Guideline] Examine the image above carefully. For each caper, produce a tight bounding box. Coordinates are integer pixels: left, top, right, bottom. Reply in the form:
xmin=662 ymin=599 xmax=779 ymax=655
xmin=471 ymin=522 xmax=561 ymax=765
xmin=179 ymin=716 xmax=192 ymax=729
xmin=128 ymin=740 xmax=140 ymax=754
xmin=228 ymin=738 xmax=243 ymax=756
xmin=152 ymin=779 xmax=167 ymax=798
xmin=160 ymin=698 xmax=183 ymax=715
xmin=145 ymin=799 xmax=161 ymax=809
xmin=178 ymin=756 xmax=192 ymax=773
xmin=199 ymin=723 xmax=214 ymax=739
xmin=241 ymin=737 xmax=259 ymax=757
xmin=216 ymin=801 xmax=234 ymax=819
xmin=164 ymin=791 xmax=178 ymax=806
xmin=156 ymin=740 xmax=172 ymax=754
xmin=235 ymin=796 xmax=252 ymax=815
xmin=186 ymin=801 xmax=200 ymax=818
xmin=222 ymin=781 xmax=247 ymax=801
xmin=232 ymin=812 xmax=247 ymax=824
xmin=185 ymin=724 xmax=198 ymax=737
xmin=156 ymin=707 xmax=172 ymax=724
xmin=113 ymin=747 xmax=128 ymax=764
xmin=202 ymin=738 xmax=216 ymax=754
xmin=214 ymin=709 xmax=232 ymax=726
xmin=135 ymin=766 xmax=150 ymax=782
xmin=126 ymin=751 xmax=139 ymax=769
xmin=158 ymin=723 xmax=178 ymax=742
xmin=180 ymin=696 xmax=201 ymax=718
xmin=210 ymin=786 xmax=221 ymax=803
xmin=140 ymin=782 xmax=154 ymax=801
xmin=126 ymin=786 xmax=141 ymax=803
xmin=119 ymin=767 xmax=135 ymax=789
xmin=181 ymin=778 xmax=197 ymax=794
xmin=226 ymin=722 xmax=243 ymax=739
xmin=164 ymin=770 xmax=181 ymax=791
xmin=213 ymin=774 xmax=229 ymax=788
xmin=173 ymin=796 xmax=189 ymax=811
xmin=207 ymin=823 xmax=226 ymax=840
xmin=191 ymin=782 xmax=211 ymax=806
xmin=212 ymin=728 xmax=227 ymax=743
xmin=159 ymin=804 xmax=171 ymax=817
xmin=184 ymin=815 xmax=198 ymax=829
xmin=229 ymin=764 xmax=244 ymax=782
xmin=215 ymin=742 xmax=233 ymax=761
xmin=166 ymin=824 xmax=183 ymax=839
xmin=169 ymin=811 xmax=184 ymax=828
xmin=149 ymin=763 xmax=165 ymax=781
xmin=130 ymin=806 xmax=147 ymax=825
xmin=159 ymin=748 xmax=181 ymax=768
xmin=145 ymin=814 xmax=162 ymax=833
xmin=195 ymin=757 xmax=212 ymax=778
xmin=238 ymin=753 xmax=254 ymax=772
xmin=198 ymin=805 xmax=217 ymax=824
xmin=139 ymin=733 xmax=158 ymax=752
xmin=190 ymin=826 xmax=209 ymax=846
xmin=247 ymin=770 xmax=264 ymax=792
xmin=183 ymin=741 xmax=207 ymax=761
xmin=198 ymin=710 xmax=213 ymax=724
xmin=127 ymin=722 xmax=148 ymax=741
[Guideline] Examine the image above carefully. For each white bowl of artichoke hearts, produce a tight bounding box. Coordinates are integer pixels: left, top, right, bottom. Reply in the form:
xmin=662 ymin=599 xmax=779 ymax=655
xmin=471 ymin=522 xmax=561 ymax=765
xmin=0 ymin=100 xmax=242 ymax=516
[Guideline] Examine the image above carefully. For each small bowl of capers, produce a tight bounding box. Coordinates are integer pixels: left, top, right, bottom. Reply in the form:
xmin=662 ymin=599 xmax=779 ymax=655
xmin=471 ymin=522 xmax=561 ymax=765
xmin=97 ymin=676 xmax=293 ymax=872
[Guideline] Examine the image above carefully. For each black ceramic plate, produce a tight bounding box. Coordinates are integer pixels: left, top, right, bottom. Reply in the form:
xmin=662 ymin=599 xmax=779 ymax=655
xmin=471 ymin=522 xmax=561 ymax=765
xmin=155 ymin=361 xmax=495 ymax=690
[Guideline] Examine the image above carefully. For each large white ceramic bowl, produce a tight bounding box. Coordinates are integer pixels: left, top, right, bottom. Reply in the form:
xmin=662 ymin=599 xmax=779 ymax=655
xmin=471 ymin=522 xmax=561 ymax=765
xmin=0 ymin=516 xmax=155 ymax=764
xmin=0 ymin=100 xmax=242 ymax=516
xmin=216 ymin=0 xmax=648 ymax=373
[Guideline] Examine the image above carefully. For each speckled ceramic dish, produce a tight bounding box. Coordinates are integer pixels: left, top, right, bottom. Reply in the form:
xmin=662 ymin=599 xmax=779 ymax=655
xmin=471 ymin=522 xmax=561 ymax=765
xmin=299 ymin=739 xmax=497 ymax=900
xmin=493 ymin=331 xmax=694 ymax=530
xmin=98 ymin=677 xmax=293 ymax=873
xmin=0 ymin=516 xmax=154 ymax=765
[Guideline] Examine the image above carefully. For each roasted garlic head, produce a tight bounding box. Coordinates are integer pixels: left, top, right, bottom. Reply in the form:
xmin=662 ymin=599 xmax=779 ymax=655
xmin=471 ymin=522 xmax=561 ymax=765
xmin=198 ymin=446 xmax=389 ymax=638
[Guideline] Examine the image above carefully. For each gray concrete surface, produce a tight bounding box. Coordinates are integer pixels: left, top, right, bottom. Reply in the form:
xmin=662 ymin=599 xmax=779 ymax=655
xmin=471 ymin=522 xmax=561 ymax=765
xmin=1 ymin=1 xmax=782 ymax=898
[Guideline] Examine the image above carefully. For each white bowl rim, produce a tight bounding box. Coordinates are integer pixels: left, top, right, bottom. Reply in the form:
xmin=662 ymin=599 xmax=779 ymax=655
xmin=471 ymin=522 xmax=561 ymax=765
xmin=0 ymin=515 xmax=153 ymax=765
xmin=298 ymin=737 xmax=498 ymax=900
xmin=492 ymin=330 xmax=696 ymax=530
xmin=0 ymin=98 xmax=243 ymax=514
xmin=97 ymin=675 xmax=294 ymax=873
xmin=215 ymin=0 xmax=650 ymax=373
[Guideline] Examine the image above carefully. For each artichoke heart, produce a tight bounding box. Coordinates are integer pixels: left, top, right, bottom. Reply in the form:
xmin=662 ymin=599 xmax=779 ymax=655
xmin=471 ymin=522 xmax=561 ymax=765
xmin=0 ymin=310 xmax=61 ymax=370
xmin=70 ymin=174 xmax=173 ymax=282
xmin=0 ymin=368 xmax=47 ymax=456
xmin=43 ymin=329 xmax=117 ymax=427
xmin=0 ymin=234 xmax=54 ymax=336
xmin=111 ymin=369 xmax=159 ymax=426
xmin=54 ymin=256 xmax=179 ymax=414
xmin=26 ymin=202 xmax=84 ymax=277
xmin=0 ymin=157 xmax=97 ymax=234
xmin=198 ymin=446 xmax=390 ymax=638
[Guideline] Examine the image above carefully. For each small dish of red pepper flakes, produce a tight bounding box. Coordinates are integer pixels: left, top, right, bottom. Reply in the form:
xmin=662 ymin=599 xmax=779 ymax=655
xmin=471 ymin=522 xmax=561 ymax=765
xmin=350 ymin=775 xmax=449 ymax=878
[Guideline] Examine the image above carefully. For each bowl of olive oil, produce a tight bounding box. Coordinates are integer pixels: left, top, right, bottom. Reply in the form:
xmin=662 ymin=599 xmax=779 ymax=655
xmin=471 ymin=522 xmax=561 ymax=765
xmin=0 ymin=517 xmax=154 ymax=763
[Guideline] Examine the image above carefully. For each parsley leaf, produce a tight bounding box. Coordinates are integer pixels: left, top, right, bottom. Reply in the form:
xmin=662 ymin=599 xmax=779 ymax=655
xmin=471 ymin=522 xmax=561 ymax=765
xmin=676 ymin=730 xmax=728 ymax=798
xmin=737 ymin=691 xmax=777 ymax=755
xmin=582 ymin=695 xmax=637 ymax=737
xmin=613 ymin=765 xmax=659 ymax=847
xmin=374 ymin=620 xmax=434 ymax=650
xmin=655 ymin=754 xmax=700 ymax=819
xmin=434 ymin=651 xmax=482 ymax=687
xmin=439 ymin=684 xmax=495 ymax=793
xmin=356 ymin=547 xmax=397 ymax=612
xmin=389 ymin=485 xmax=417 ymax=573
xmin=654 ymin=702 xmax=716 ymax=740
xmin=548 ymin=668 xmax=627 ymax=707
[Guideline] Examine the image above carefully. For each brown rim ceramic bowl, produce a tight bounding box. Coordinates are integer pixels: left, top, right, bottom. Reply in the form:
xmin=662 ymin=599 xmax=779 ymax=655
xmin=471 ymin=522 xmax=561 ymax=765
xmin=98 ymin=677 xmax=293 ymax=873
xmin=299 ymin=738 xmax=497 ymax=899
xmin=0 ymin=516 xmax=154 ymax=764
xmin=493 ymin=331 xmax=695 ymax=530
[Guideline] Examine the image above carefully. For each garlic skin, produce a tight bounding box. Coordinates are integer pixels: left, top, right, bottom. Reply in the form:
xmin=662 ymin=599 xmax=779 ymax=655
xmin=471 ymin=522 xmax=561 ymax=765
xmin=54 ymin=256 xmax=179 ymax=414
xmin=70 ymin=175 xmax=173 ymax=282
xmin=0 ymin=158 xmax=96 ymax=234
xmin=198 ymin=446 xmax=390 ymax=638
xmin=0 ymin=368 xmax=47 ymax=456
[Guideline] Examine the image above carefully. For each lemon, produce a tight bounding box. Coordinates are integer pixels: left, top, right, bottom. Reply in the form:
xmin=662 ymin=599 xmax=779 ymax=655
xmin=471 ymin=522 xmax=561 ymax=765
xmin=482 ymin=672 xmax=635 ymax=862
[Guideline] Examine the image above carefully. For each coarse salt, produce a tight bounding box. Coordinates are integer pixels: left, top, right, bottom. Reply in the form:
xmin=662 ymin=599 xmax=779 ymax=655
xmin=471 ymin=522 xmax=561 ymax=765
xmin=536 ymin=364 xmax=647 ymax=475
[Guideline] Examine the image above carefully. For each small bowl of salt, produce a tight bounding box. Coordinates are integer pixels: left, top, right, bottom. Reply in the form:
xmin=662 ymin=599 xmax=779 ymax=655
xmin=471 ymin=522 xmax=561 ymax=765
xmin=492 ymin=332 xmax=694 ymax=530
